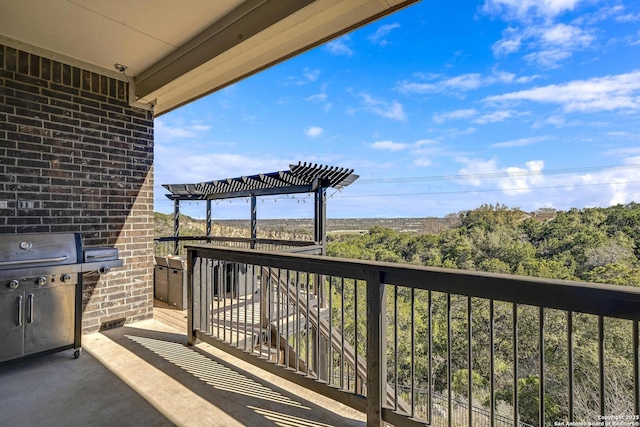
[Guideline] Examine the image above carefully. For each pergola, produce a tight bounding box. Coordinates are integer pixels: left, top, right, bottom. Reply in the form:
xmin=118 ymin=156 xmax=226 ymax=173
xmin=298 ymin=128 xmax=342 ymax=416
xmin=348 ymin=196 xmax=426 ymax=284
xmin=162 ymin=162 xmax=359 ymax=254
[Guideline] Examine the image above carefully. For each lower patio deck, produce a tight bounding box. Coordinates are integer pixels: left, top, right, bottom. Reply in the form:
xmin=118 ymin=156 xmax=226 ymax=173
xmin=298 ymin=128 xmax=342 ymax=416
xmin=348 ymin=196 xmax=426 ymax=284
xmin=0 ymin=300 xmax=365 ymax=427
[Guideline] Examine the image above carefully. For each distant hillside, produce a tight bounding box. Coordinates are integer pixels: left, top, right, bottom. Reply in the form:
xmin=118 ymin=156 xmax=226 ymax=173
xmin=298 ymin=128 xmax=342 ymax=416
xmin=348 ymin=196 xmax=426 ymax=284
xmin=154 ymin=213 xmax=463 ymax=238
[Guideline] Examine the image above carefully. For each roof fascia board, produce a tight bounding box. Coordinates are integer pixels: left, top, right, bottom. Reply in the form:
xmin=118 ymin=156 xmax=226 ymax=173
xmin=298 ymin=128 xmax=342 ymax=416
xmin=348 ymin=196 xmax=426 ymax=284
xmin=135 ymin=0 xmax=315 ymax=99
xmin=153 ymin=0 xmax=419 ymax=116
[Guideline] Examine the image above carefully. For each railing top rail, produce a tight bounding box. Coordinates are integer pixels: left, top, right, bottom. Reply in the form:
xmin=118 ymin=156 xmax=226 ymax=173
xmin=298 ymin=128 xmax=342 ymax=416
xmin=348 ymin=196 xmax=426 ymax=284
xmin=187 ymin=244 xmax=640 ymax=320
xmin=156 ymin=235 xmax=316 ymax=246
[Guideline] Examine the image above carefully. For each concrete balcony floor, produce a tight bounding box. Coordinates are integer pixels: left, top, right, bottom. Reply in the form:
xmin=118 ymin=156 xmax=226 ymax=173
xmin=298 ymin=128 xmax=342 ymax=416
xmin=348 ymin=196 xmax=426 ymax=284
xmin=0 ymin=301 xmax=365 ymax=427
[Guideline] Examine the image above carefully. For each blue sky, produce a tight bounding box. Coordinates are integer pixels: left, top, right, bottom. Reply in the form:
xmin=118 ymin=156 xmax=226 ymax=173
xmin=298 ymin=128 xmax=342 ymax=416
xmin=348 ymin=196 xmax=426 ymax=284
xmin=155 ymin=0 xmax=640 ymax=220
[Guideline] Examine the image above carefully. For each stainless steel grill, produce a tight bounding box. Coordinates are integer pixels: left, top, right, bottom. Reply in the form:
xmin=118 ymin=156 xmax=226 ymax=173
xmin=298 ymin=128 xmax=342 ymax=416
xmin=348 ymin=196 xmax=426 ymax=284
xmin=0 ymin=232 xmax=122 ymax=363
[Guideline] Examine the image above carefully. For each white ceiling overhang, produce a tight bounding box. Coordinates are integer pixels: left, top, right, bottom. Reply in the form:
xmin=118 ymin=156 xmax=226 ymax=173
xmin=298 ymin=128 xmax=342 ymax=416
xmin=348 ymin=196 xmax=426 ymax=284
xmin=0 ymin=0 xmax=418 ymax=116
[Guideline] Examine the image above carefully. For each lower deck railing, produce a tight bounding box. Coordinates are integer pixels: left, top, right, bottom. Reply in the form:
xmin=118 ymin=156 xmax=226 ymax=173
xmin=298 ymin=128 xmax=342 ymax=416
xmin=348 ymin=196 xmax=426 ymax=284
xmin=154 ymin=236 xmax=321 ymax=256
xmin=186 ymin=245 xmax=640 ymax=427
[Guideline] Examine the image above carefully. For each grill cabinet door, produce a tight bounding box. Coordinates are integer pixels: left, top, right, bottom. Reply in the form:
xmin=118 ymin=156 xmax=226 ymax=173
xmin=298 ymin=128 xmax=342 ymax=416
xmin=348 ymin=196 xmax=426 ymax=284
xmin=24 ymin=284 xmax=75 ymax=356
xmin=0 ymin=291 xmax=25 ymax=362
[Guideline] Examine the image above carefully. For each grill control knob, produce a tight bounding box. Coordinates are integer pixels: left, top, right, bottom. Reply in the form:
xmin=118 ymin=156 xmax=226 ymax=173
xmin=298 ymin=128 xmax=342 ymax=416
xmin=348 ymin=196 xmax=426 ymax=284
xmin=98 ymin=266 xmax=110 ymax=275
xmin=60 ymin=274 xmax=71 ymax=282
xmin=7 ymin=280 xmax=19 ymax=289
xmin=35 ymin=277 xmax=47 ymax=286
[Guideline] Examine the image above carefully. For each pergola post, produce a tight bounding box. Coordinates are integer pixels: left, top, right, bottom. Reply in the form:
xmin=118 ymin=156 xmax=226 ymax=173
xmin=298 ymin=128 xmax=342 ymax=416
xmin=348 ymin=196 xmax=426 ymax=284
xmin=313 ymin=185 xmax=327 ymax=256
xmin=250 ymin=195 xmax=257 ymax=249
xmin=206 ymin=200 xmax=212 ymax=239
xmin=173 ymin=200 xmax=180 ymax=255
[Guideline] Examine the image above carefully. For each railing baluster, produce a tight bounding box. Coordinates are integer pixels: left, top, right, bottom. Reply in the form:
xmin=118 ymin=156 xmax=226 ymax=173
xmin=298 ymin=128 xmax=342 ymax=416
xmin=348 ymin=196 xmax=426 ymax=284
xmin=223 ymin=262 xmax=227 ymax=343
xmin=568 ymin=311 xmax=573 ymax=422
xmin=599 ymin=315 xmax=605 ymax=418
xmin=306 ymin=272 xmax=311 ymax=377
xmin=513 ymin=303 xmax=518 ymax=427
xmin=215 ymin=262 xmax=221 ymax=339
xmin=329 ymin=276 xmax=333 ymax=386
xmin=286 ymin=269 xmax=290 ymax=369
xmin=634 ymin=320 xmax=639 ymax=418
xmin=296 ymin=270 xmax=300 ymax=373
xmin=411 ymin=287 xmax=415 ymax=419
xmin=267 ymin=267 xmax=272 ymax=361
xmin=206 ymin=259 xmax=213 ymax=337
xmin=341 ymin=277 xmax=345 ymax=391
xmin=244 ymin=264 xmax=248 ymax=351
xmin=236 ymin=263 xmax=240 ymax=347
xmin=355 ymin=279 xmax=359 ymax=394
xmin=428 ymin=289 xmax=432 ymax=424
xmin=394 ymin=284 xmax=399 ymax=412
xmin=448 ymin=293 xmax=452 ymax=427
xmin=490 ymin=299 xmax=495 ymax=427
xmin=317 ymin=273 xmax=321 ymax=380
xmin=276 ymin=268 xmax=281 ymax=365
xmin=468 ymin=296 xmax=473 ymax=427
xmin=539 ymin=307 xmax=545 ymax=427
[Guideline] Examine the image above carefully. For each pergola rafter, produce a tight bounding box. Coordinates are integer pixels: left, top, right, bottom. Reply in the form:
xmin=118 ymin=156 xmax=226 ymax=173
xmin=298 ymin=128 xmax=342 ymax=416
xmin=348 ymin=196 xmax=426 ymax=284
xmin=161 ymin=162 xmax=359 ymax=254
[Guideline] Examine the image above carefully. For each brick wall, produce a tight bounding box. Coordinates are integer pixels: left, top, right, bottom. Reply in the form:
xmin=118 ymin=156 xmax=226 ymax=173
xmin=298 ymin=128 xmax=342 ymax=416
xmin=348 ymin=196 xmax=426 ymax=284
xmin=0 ymin=44 xmax=154 ymax=333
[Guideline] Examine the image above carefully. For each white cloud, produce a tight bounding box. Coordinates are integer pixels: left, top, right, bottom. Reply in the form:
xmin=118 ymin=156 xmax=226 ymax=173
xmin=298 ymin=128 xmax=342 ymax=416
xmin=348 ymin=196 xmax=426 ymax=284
xmin=414 ymin=158 xmax=432 ymax=167
xmin=482 ymin=0 xmax=586 ymax=21
xmin=544 ymin=115 xmax=566 ymax=126
xmin=304 ymin=126 xmax=323 ymax=138
xmin=616 ymin=12 xmax=640 ymax=22
xmin=491 ymin=136 xmax=551 ymax=148
xmin=456 ymin=157 xmax=500 ymax=186
xmin=305 ymin=93 xmax=327 ymax=102
xmin=473 ymin=110 xmax=515 ymax=124
xmin=286 ymin=68 xmax=322 ymax=85
xmin=545 ymin=23 xmax=592 ymax=46
xmin=371 ymin=140 xmax=409 ymax=151
xmin=368 ymin=23 xmax=401 ymax=46
xmin=484 ymin=71 xmax=640 ymax=112
xmin=370 ymin=139 xmax=439 ymax=152
xmin=325 ymin=36 xmax=354 ymax=56
xmin=433 ymin=109 xmax=478 ymax=123
xmin=355 ymin=92 xmax=407 ymax=121
xmin=155 ymin=119 xmax=211 ymax=142
xmin=304 ymin=68 xmax=321 ymax=82
xmin=523 ymin=49 xmax=572 ymax=68
xmin=397 ymin=70 xmax=536 ymax=95
xmin=493 ymin=27 xmax=523 ymax=55
xmin=499 ymin=160 xmax=546 ymax=193
xmin=486 ymin=0 xmax=596 ymax=68
xmin=457 ymin=157 xmax=545 ymax=194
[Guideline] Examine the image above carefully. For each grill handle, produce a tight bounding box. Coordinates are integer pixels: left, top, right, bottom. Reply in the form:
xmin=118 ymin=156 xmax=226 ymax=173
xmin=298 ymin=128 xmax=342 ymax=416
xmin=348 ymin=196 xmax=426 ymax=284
xmin=85 ymin=253 xmax=117 ymax=259
xmin=27 ymin=294 xmax=34 ymax=324
xmin=16 ymin=295 xmax=23 ymax=326
xmin=0 ymin=255 xmax=69 ymax=267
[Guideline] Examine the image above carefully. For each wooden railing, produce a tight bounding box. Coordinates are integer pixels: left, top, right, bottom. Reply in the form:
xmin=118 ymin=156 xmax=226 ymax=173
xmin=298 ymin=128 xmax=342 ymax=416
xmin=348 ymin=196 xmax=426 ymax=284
xmin=186 ymin=245 xmax=640 ymax=427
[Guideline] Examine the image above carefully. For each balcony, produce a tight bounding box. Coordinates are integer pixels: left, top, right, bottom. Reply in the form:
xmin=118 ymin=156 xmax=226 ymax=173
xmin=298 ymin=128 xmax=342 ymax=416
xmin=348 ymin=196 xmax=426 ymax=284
xmin=3 ymin=243 xmax=640 ymax=427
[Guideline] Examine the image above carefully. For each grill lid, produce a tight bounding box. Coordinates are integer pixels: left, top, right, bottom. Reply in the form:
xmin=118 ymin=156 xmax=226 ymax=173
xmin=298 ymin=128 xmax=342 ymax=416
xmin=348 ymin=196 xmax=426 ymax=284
xmin=0 ymin=232 xmax=81 ymax=270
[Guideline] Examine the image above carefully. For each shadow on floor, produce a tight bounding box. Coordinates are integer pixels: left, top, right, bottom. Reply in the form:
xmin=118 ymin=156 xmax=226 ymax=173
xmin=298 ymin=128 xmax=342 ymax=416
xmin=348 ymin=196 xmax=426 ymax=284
xmin=0 ymin=348 xmax=174 ymax=427
xmin=97 ymin=323 xmax=364 ymax=427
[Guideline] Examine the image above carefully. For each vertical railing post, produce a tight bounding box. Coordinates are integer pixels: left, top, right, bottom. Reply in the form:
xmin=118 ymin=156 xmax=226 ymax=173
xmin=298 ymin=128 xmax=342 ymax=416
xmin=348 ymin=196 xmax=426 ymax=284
xmin=187 ymin=248 xmax=199 ymax=346
xmin=366 ymin=269 xmax=385 ymax=427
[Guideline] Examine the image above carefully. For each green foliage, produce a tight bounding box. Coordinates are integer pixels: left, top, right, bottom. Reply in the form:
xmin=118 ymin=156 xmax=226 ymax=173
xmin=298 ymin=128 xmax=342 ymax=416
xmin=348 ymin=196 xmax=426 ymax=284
xmin=328 ymin=202 xmax=640 ymax=285
xmin=326 ymin=202 xmax=640 ymax=422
